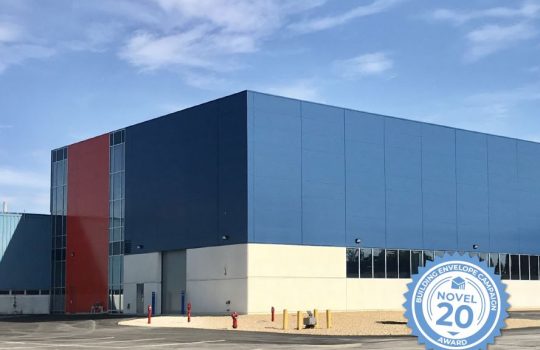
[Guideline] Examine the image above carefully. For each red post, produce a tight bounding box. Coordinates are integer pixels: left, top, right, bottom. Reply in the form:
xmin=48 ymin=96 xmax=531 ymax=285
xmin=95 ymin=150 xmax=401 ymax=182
xmin=271 ymin=306 xmax=275 ymax=322
xmin=231 ymin=312 xmax=238 ymax=329
xmin=187 ymin=302 xmax=192 ymax=323
xmin=147 ymin=305 xmax=152 ymax=324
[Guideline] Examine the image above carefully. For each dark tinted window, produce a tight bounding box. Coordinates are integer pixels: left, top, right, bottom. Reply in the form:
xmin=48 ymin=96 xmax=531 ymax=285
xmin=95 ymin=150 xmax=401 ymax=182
xmin=360 ymin=248 xmax=373 ymax=278
xmin=490 ymin=253 xmax=500 ymax=275
xmin=346 ymin=248 xmax=359 ymax=278
xmin=373 ymin=249 xmax=385 ymax=278
xmin=424 ymin=250 xmax=434 ymax=265
xmin=520 ymin=255 xmax=530 ymax=280
xmin=386 ymin=250 xmax=398 ymax=278
xmin=399 ymin=250 xmax=411 ymax=278
xmin=531 ymin=256 xmax=539 ymax=280
xmin=500 ymin=254 xmax=510 ymax=279
xmin=510 ymin=255 xmax=520 ymax=280
xmin=412 ymin=250 xmax=423 ymax=275
xmin=479 ymin=253 xmax=487 ymax=262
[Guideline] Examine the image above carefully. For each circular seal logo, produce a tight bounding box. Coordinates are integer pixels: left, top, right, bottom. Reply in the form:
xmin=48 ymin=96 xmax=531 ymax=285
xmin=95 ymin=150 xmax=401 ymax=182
xmin=404 ymin=254 xmax=509 ymax=350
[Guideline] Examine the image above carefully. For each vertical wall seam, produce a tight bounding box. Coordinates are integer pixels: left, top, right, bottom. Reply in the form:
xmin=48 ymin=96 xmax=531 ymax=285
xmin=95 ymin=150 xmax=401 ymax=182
xmin=420 ymin=127 xmax=425 ymax=249
xmin=383 ymin=118 xmax=388 ymax=248
xmin=486 ymin=136 xmax=491 ymax=251
xmin=300 ymin=102 xmax=304 ymax=245
xmin=455 ymin=130 xmax=459 ymax=250
xmin=217 ymin=103 xmax=221 ymax=243
xmin=343 ymin=110 xmax=347 ymax=245
xmin=515 ymin=140 xmax=520 ymax=253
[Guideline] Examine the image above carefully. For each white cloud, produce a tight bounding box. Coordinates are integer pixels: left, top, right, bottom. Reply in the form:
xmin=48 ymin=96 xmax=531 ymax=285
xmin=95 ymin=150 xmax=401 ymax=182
xmin=431 ymin=1 xmax=540 ymax=25
xmin=263 ymin=79 xmax=322 ymax=101
xmin=0 ymin=167 xmax=49 ymax=190
xmin=117 ymin=0 xmax=324 ymax=73
xmin=0 ymin=43 xmax=55 ymax=73
xmin=0 ymin=21 xmax=22 ymax=43
xmin=464 ymin=22 xmax=537 ymax=62
xmin=289 ymin=0 xmax=404 ymax=33
xmin=417 ymin=83 xmax=540 ymax=138
xmin=119 ymin=25 xmax=257 ymax=71
xmin=334 ymin=52 xmax=393 ymax=79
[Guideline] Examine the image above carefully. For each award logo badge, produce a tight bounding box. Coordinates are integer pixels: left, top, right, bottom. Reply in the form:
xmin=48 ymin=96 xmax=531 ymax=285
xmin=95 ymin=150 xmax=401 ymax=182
xmin=404 ymin=254 xmax=509 ymax=350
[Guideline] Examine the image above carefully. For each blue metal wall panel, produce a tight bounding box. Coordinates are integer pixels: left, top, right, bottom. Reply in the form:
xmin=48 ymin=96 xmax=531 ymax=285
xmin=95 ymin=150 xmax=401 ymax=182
xmin=517 ymin=140 xmax=540 ymax=254
xmin=250 ymin=93 xmax=302 ymax=243
xmin=385 ymin=118 xmax=423 ymax=249
xmin=247 ymin=91 xmax=540 ymax=254
xmin=421 ymin=124 xmax=457 ymax=250
xmin=488 ymin=136 xmax=519 ymax=253
xmin=125 ymin=92 xmax=247 ymax=253
xmin=345 ymin=110 xmax=385 ymax=247
xmin=301 ymin=102 xmax=345 ymax=246
xmin=0 ymin=213 xmax=51 ymax=290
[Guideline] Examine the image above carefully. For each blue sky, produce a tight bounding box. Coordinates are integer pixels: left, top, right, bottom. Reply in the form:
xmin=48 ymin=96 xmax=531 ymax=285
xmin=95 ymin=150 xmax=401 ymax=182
xmin=0 ymin=0 xmax=539 ymax=214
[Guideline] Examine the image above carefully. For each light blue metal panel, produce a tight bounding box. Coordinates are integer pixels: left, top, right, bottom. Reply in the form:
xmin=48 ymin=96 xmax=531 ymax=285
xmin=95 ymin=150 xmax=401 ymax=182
xmin=422 ymin=124 xmax=455 ymax=155
xmin=489 ymin=186 xmax=519 ymax=252
xmin=345 ymin=110 xmax=385 ymax=247
xmin=385 ymin=118 xmax=422 ymax=248
xmin=457 ymin=183 xmax=489 ymax=251
xmin=421 ymin=125 xmax=456 ymax=250
xmin=253 ymin=176 xmax=302 ymax=243
xmin=301 ymin=102 xmax=345 ymax=246
xmin=455 ymin=130 xmax=490 ymax=251
xmin=251 ymin=93 xmax=302 ymax=244
xmin=456 ymin=131 xmax=488 ymax=187
xmin=386 ymin=188 xmax=423 ymax=248
xmin=302 ymin=182 xmax=346 ymax=246
xmin=517 ymin=140 xmax=540 ymax=254
xmin=253 ymin=92 xmax=301 ymax=117
xmin=488 ymin=136 xmax=518 ymax=189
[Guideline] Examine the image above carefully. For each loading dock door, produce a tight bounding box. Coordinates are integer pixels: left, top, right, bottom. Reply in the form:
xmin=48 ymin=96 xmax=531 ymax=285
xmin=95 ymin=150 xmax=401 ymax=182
xmin=162 ymin=250 xmax=187 ymax=314
xmin=136 ymin=283 xmax=144 ymax=314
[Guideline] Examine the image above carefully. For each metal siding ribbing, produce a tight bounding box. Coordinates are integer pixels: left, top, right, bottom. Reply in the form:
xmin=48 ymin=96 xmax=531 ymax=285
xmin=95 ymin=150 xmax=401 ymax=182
xmin=124 ymin=92 xmax=248 ymax=253
xmin=247 ymin=91 xmax=540 ymax=254
xmin=0 ymin=213 xmax=51 ymax=290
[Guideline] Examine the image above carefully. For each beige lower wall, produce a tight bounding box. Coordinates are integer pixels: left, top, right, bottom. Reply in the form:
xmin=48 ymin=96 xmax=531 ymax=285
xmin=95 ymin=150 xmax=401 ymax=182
xmin=186 ymin=245 xmax=249 ymax=314
xmin=506 ymin=280 xmax=540 ymax=310
xmin=185 ymin=244 xmax=540 ymax=314
xmin=346 ymin=278 xmax=408 ymax=311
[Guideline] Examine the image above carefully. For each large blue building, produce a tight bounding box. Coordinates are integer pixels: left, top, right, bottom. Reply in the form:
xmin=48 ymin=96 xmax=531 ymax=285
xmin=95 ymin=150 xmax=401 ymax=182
xmin=45 ymin=90 xmax=540 ymax=315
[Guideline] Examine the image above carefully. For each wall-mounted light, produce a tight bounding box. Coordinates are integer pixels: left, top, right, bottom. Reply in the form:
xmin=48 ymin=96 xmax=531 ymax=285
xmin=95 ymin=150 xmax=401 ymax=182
xmin=355 ymin=238 xmax=361 ymax=245
xmin=472 ymin=244 xmax=479 ymax=250
xmin=136 ymin=244 xmax=144 ymax=249
xmin=221 ymin=235 xmax=229 ymax=241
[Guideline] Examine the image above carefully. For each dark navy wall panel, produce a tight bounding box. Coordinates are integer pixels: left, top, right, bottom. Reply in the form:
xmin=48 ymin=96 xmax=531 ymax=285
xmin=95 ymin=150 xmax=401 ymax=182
xmin=0 ymin=214 xmax=51 ymax=290
xmin=125 ymin=92 xmax=247 ymax=252
xmin=247 ymin=91 xmax=540 ymax=254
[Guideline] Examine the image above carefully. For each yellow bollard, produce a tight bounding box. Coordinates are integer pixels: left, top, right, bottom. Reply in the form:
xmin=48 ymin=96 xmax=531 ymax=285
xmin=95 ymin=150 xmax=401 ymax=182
xmin=283 ymin=309 xmax=288 ymax=330
xmin=313 ymin=309 xmax=318 ymax=328
xmin=326 ymin=309 xmax=332 ymax=329
xmin=297 ymin=311 xmax=302 ymax=330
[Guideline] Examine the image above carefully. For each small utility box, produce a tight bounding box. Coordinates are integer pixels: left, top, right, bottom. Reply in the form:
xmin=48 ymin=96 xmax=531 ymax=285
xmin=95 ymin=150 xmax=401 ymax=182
xmin=303 ymin=311 xmax=317 ymax=329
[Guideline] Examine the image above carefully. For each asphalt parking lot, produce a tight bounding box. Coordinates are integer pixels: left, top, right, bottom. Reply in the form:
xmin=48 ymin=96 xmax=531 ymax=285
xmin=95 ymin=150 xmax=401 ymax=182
xmin=0 ymin=313 xmax=539 ymax=349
